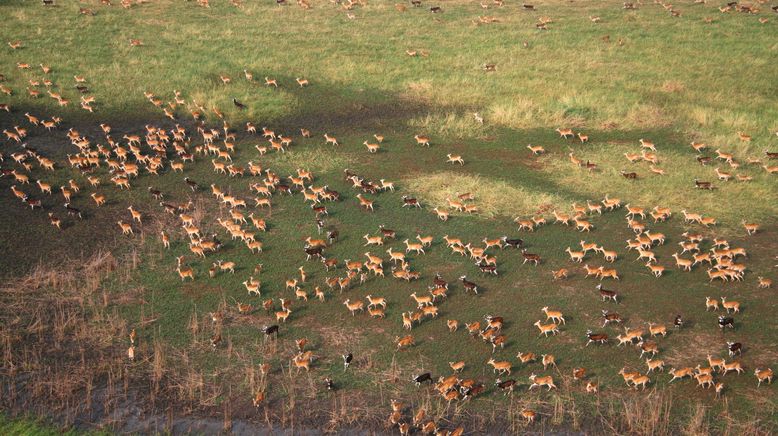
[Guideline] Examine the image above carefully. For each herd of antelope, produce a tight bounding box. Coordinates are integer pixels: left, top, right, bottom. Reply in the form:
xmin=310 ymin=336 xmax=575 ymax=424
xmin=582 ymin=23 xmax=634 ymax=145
xmin=1 ymin=2 xmax=777 ymax=432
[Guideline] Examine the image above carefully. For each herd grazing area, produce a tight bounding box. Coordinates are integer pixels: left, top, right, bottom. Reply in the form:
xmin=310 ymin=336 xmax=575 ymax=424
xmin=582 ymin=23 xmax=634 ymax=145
xmin=1 ymin=0 xmax=777 ymax=434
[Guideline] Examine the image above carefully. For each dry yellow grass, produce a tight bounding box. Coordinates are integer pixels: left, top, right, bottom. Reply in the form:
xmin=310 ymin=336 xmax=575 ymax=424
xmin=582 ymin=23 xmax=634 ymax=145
xmin=404 ymin=171 xmax=566 ymax=218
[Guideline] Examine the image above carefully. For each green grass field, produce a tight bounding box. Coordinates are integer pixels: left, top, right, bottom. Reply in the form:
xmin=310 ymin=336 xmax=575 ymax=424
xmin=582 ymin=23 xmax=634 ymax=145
xmin=1 ymin=0 xmax=777 ymax=433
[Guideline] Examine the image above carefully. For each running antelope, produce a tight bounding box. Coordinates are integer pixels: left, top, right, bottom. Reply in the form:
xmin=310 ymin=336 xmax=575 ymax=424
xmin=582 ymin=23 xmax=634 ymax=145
xmin=487 ymin=358 xmax=512 ymax=375
xmin=541 ymin=307 xmax=565 ymax=324
xmin=446 ymin=154 xmax=464 ymax=165
xmin=528 ymin=374 xmax=556 ymax=391
xmin=534 ymin=320 xmax=559 ymax=337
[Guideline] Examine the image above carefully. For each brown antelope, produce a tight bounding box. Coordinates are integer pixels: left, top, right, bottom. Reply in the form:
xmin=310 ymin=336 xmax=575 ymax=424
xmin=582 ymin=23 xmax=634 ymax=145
xmin=644 ymin=262 xmax=664 ymax=277
xmin=243 ymin=278 xmax=261 ymax=296
xmin=597 ymin=246 xmax=618 ymax=262
xmin=679 ymin=240 xmax=699 ymax=254
xmin=758 ymin=277 xmax=772 ymax=288
xmin=541 ymin=307 xmax=565 ymax=324
xmin=396 ymin=335 xmax=415 ymax=350
xmin=520 ymin=409 xmax=537 ymax=424
xmin=363 ymin=234 xmax=383 ymax=246
xmin=91 ymin=192 xmax=106 ymax=206
xmin=365 ymin=295 xmax=387 ymax=309
xmin=528 ymin=373 xmax=556 ymax=391
xmin=176 ymin=257 xmax=194 ymax=281
xmin=443 ymin=361 xmax=465 ymax=375
xmin=534 ymin=320 xmax=559 ymax=337
xmin=742 ymin=222 xmax=759 ymax=235
xmin=695 ymin=373 xmax=714 ymax=389
xmin=696 ymin=365 xmax=715 ymax=378
xmin=431 ymin=207 xmax=450 ymax=221
xmin=648 ymin=322 xmax=667 ymax=337
xmin=715 ymin=149 xmax=734 ymax=164
xmin=275 ymin=308 xmax=291 ymax=322
xmin=598 ymin=267 xmax=620 ymax=280
xmin=556 ymin=128 xmax=574 ymax=138
xmin=639 ymin=138 xmax=656 ymax=151
xmin=47 ymin=213 xmax=61 ymax=230
xmin=706 ymin=355 xmax=725 ymax=373
xmin=715 ymin=167 xmax=732 ymax=181
xmin=707 ymin=269 xmax=728 ymax=282
xmin=629 ymin=373 xmax=650 ymax=390
xmin=671 ymin=253 xmax=693 ymax=271
xmin=720 ymin=297 xmax=740 ymax=313
xmin=343 ymin=299 xmax=364 ymax=315
xmin=552 ymin=268 xmax=569 ymax=280
xmin=552 ymin=210 xmax=571 ymax=225
xmin=515 ymin=218 xmax=535 ymax=232
xmin=414 ymin=134 xmax=430 ymax=146
xmin=722 ymin=361 xmax=744 ymax=375
xmin=565 ymin=248 xmax=585 ymax=262
xmin=646 ymin=358 xmax=665 ymax=373
xmin=515 ymin=351 xmax=536 ymax=365
xmin=583 ymin=264 xmax=601 ymax=278
xmin=619 ymin=368 xmax=640 ymax=385
xmin=417 ymin=235 xmax=434 ymax=247
xmin=410 ymin=292 xmax=433 ymax=308
xmin=487 ymin=358 xmax=512 ymax=375
xmin=264 ymin=77 xmax=278 ymax=87
xmin=755 ymin=368 xmax=773 ymax=386
xmin=356 ymin=194 xmax=374 ymax=211
xmin=526 ymin=144 xmax=545 ymax=155
xmin=669 ymin=367 xmax=694 ymax=383
xmin=404 ymin=239 xmax=425 ymax=254
xmin=446 ymin=153 xmax=465 ymax=165
xmin=624 ymin=152 xmax=642 ymax=163
xmin=323 ymin=133 xmax=339 ymax=146
xmin=602 ymin=194 xmax=621 ymax=210
xmin=625 ymin=204 xmax=646 ymax=219
xmin=705 ymin=297 xmax=720 ymax=311
xmin=117 ymin=221 xmax=133 ymax=235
